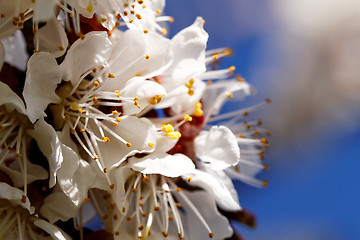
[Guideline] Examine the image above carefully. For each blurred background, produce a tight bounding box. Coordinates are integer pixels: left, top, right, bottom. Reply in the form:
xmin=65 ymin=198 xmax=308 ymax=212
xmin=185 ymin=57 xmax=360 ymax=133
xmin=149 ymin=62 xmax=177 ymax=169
xmin=166 ymin=0 xmax=360 ymax=239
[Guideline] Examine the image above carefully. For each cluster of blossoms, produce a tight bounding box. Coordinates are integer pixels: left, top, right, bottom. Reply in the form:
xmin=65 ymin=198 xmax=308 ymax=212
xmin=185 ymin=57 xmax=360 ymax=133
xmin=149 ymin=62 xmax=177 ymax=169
xmin=0 ymin=0 xmax=270 ymax=239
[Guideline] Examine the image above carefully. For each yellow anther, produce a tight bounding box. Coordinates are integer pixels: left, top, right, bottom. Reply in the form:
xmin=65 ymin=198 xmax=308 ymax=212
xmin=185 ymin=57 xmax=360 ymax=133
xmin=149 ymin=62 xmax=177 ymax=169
xmin=131 ymin=4 xmax=135 ymax=8
xmin=64 ymin=114 xmax=70 ymax=120
xmin=21 ymin=195 xmax=27 ymax=203
xmin=136 ymin=104 xmax=141 ymax=109
xmin=176 ymin=203 xmax=182 ymax=207
xmin=169 ymin=17 xmax=174 ymax=23
xmin=113 ymin=122 xmax=118 ymax=126
xmin=149 ymin=95 xmax=163 ymax=105
xmin=229 ymin=65 xmax=236 ymax=72
xmin=86 ymin=3 xmax=93 ymax=13
xmin=168 ymin=216 xmax=173 ymax=221
xmin=207 ymin=80 xmax=213 ymax=85
xmin=80 ymin=129 xmax=86 ymax=132
xmin=78 ymin=109 xmax=83 ymax=113
xmin=83 ymin=197 xmax=89 ymax=203
xmin=94 ymin=81 xmax=99 ymax=87
xmin=224 ymin=47 xmax=233 ymax=56
xmin=114 ymin=90 xmax=119 ymax=93
xmin=71 ymin=129 xmax=76 ymax=134
xmin=148 ymin=142 xmax=154 ymax=148
xmin=107 ymin=73 xmax=115 ymax=78
xmin=156 ymin=9 xmax=161 ymax=14
xmin=212 ymin=54 xmax=218 ymax=60
xmin=115 ymin=93 xmax=120 ymax=98
xmin=92 ymin=97 xmax=98 ymax=104
xmin=183 ymin=115 xmax=192 ymax=122
xmin=166 ymin=131 xmax=181 ymax=139
xmin=138 ymin=0 xmax=144 ymax=4
xmin=188 ymin=89 xmax=194 ymax=96
xmin=161 ymin=28 xmax=168 ymax=35
xmin=16 ymin=153 xmax=21 ymax=158
xmin=177 ymin=187 xmax=182 ymax=192
xmin=161 ymin=124 xmax=174 ymax=133
xmin=227 ymin=93 xmax=233 ymax=98
xmin=103 ymin=168 xmax=107 ymax=173
xmin=189 ymin=78 xmax=195 ymax=85
xmin=142 ymin=212 xmax=147 ymax=217
xmin=144 ymin=29 xmax=148 ymax=34
xmin=112 ymin=110 xmax=118 ymax=115
xmin=142 ymin=5 xmax=146 ymax=8
xmin=94 ymin=155 xmax=99 ymax=160
xmin=101 ymin=137 xmax=110 ymax=142
xmin=193 ymin=109 xmax=203 ymax=117
xmin=145 ymin=54 xmax=150 ymax=59
xmin=70 ymin=102 xmax=79 ymax=111
xmin=110 ymin=184 xmax=115 ymax=189
xmin=58 ymin=45 xmax=65 ymax=51
xmin=116 ymin=117 xmax=122 ymax=122
xmin=143 ymin=176 xmax=149 ymax=182
xmin=187 ymin=177 xmax=192 ymax=182
xmin=134 ymin=96 xmax=139 ymax=100
xmin=129 ymin=19 xmax=133 ymax=23
xmin=262 ymin=180 xmax=268 ymax=187
xmin=126 ymin=142 xmax=132 ymax=147
xmin=209 ymin=233 xmax=214 ymax=238
xmin=236 ymin=74 xmax=245 ymax=82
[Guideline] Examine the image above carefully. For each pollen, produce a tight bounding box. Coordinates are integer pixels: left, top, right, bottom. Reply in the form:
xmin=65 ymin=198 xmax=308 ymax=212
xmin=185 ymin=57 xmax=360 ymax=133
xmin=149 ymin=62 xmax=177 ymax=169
xmin=94 ymin=155 xmax=99 ymax=160
xmin=166 ymin=131 xmax=181 ymax=139
xmin=129 ymin=19 xmax=133 ymax=23
xmin=156 ymin=9 xmax=161 ymax=14
xmin=94 ymin=81 xmax=99 ymax=87
xmin=212 ymin=54 xmax=218 ymax=60
xmin=227 ymin=93 xmax=233 ymax=98
xmin=161 ymin=124 xmax=174 ymax=133
xmin=78 ymin=109 xmax=83 ymax=113
xmin=126 ymin=142 xmax=132 ymax=147
xmin=103 ymin=168 xmax=107 ymax=173
xmin=168 ymin=216 xmax=173 ymax=221
xmin=209 ymin=233 xmax=214 ymax=238
xmin=80 ymin=129 xmax=86 ymax=132
xmin=92 ymin=97 xmax=98 ymax=104
xmin=262 ymin=180 xmax=268 ymax=187
xmin=21 ymin=195 xmax=27 ymax=203
xmin=177 ymin=187 xmax=182 ymax=192
xmin=154 ymin=206 xmax=160 ymax=211
xmin=169 ymin=17 xmax=174 ymax=23
xmin=86 ymin=3 xmax=93 ymax=13
xmin=116 ymin=117 xmax=122 ymax=122
xmin=193 ymin=102 xmax=203 ymax=117
xmin=143 ymin=176 xmax=149 ymax=182
xmin=162 ymin=28 xmax=168 ymax=35
xmin=144 ymin=29 xmax=148 ymax=33
xmin=142 ymin=212 xmax=147 ymax=217
xmin=70 ymin=102 xmax=79 ymax=111
xmin=148 ymin=142 xmax=154 ymax=148
xmin=112 ymin=122 xmax=118 ymax=126
xmin=110 ymin=184 xmax=115 ymax=189
xmin=162 ymin=232 xmax=168 ymax=237
xmin=138 ymin=225 xmax=144 ymax=231
xmin=145 ymin=54 xmax=150 ymax=59
xmin=187 ymin=177 xmax=192 ymax=182
xmin=149 ymin=95 xmax=163 ymax=105
xmin=15 ymin=152 xmax=21 ymax=158
xmin=229 ymin=65 xmax=236 ymax=72
xmin=112 ymin=110 xmax=118 ymax=115
xmin=107 ymin=73 xmax=115 ymax=78
xmin=71 ymin=129 xmax=76 ymax=134
xmin=236 ymin=75 xmax=245 ymax=82
xmin=183 ymin=115 xmax=192 ymax=122
xmin=101 ymin=137 xmax=110 ymax=142
xmin=83 ymin=197 xmax=89 ymax=203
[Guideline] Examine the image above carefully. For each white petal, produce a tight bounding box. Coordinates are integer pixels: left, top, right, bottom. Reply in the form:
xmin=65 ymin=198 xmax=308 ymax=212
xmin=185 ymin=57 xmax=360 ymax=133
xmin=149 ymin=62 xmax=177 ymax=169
xmin=38 ymin=18 xmax=69 ymax=58
xmin=129 ymin=153 xmax=195 ymax=177
xmin=0 ymin=182 xmax=33 ymax=214
xmin=40 ymin=186 xmax=78 ymax=223
xmin=24 ymin=52 xmax=62 ymax=123
xmin=164 ymin=17 xmax=208 ymax=85
xmin=61 ymin=31 xmax=112 ymax=86
xmin=28 ymin=118 xmax=63 ymax=188
xmin=33 ymin=0 xmax=57 ymax=21
xmin=57 ymin=144 xmax=96 ymax=206
xmin=195 ymin=126 xmax=240 ymax=170
xmin=122 ymin=78 xmax=167 ymax=115
xmin=33 ymin=219 xmax=71 ymax=240
xmin=111 ymin=166 xmax=134 ymax=211
xmin=176 ymin=190 xmax=233 ymax=240
xmin=0 ymin=81 xmax=26 ymax=114
xmin=0 ymin=160 xmax=48 ymax=188
xmin=1 ymin=30 xmax=29 ymax=71
xmin=104 ymin=29 xmax=173 ymax=90
xmin=95 ymin=116 xmax=156 ymax=170
xmin=183 ymin=169 xmax=241 ymax=211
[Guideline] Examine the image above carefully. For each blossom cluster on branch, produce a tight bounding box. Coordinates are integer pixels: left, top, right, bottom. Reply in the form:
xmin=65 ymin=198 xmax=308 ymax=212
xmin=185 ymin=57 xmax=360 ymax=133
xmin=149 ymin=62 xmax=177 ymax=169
xmin=0 ymin=1 xmax=270 ymax=239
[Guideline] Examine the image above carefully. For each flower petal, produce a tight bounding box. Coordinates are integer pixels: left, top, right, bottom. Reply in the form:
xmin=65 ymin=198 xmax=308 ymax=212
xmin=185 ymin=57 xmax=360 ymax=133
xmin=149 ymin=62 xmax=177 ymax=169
xmin=23 ymin=52 xmax=62 ymax=123
xmin=61 ymin=31 xmax=112 ymax=86
xmin=33 ymin=219 xmax=71 ymax=240
xmin=195 ymin=126 xmax=240 ymax=170
xmin=129 ymin=153 xmax=195 ymax=177
xmin=0 ymin=81 xmax=26 ymax=114
xmin=0 ymin=41 xmax=4 ymax=70
xmin=38 ymin=18 xmax=69 ymax=58
xmin=0 ymin=182 xmax=34 ymax=214
xmin=95 ymin=116 xmax=156 ymax=170
xmin=183 ymin=169 xmax=241 ymax=211
xmin=33 ymin=0 xmax=57 ymax=21
xmin=27 ymin=118 xmax=63 ymax=188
